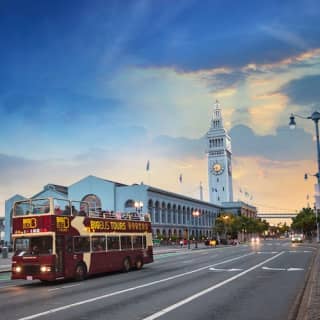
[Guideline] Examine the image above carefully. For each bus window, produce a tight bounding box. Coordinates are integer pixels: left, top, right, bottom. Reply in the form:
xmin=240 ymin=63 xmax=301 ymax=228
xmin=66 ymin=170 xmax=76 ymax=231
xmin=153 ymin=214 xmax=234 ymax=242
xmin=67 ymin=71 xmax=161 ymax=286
xmin=142 ymin=236 xmax=147 ymax=249
xmin=73 ymin=236 xmax=90 ymax=253
xmin=70 ymin=201 xmax=88 ymax=216
xmin=132 ymin=236 xmax=143 ymax=249
xmin=54 ymin=199 xmax=71 ymax=216
xmin=31 ymin=199 xmax=50 ymax=214
xmin=14 ymin=201 xmax=31 ymax=216
xmin=92 ymin=236 xmax=106 ymax=251
xmin=107 ymin=236 xmax=120 ymax=251
xmin=66 ymin=236 xmax=73 ymax=253
xmin=14 ymin=236 xmax=53 ymax=256
xmin=120 ymin=236 xmax=132 ymax=250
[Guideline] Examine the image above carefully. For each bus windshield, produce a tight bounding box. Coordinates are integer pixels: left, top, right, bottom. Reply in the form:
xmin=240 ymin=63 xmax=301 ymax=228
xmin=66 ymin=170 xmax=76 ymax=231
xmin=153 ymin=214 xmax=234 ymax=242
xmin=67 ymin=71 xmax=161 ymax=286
xmin=14 ymin=236 xmax=53 ymax=256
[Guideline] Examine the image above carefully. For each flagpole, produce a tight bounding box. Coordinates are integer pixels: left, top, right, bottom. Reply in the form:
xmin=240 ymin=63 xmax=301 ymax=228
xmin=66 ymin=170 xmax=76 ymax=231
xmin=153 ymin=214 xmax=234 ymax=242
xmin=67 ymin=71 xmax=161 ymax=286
xmin=146 ymin=160 xmax=151 ymax=186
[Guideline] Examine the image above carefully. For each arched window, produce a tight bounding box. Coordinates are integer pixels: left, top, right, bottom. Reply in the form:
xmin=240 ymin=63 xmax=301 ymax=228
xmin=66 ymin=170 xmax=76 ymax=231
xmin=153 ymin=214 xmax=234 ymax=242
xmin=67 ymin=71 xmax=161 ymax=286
xmin=125 ymin=199 xmax=135 ymax=208
xmin=82 ymin=194 xmax=102 ymax=212
xmin=155 ymin=201 xmax=160 ymax=223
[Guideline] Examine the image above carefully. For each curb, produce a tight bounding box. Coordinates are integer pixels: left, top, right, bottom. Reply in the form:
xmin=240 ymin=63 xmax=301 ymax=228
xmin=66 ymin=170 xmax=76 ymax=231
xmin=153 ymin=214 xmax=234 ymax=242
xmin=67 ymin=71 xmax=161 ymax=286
xmin=295 ymin=244 xmax=320 ymax=320
xmin=288 ymin=243 xmax=319 ymax=320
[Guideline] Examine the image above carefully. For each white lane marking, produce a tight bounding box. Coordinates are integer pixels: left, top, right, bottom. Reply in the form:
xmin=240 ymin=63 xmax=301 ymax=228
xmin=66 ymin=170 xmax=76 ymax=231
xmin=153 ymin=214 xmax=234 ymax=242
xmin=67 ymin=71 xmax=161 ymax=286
xmin=288 ymin=250 xmax=312 ymax=253
xmin=48 ymin=284 xmax=81 ymax=292
xmin=262 ymin=266 xmax=286 ymax=271
xmin=262 ymin=266 xmax=304 ymax=272
xmin=287 ymin=268 xmax=304 ymax=271
xmin=17 ymin=252 xmax=255 ymax=320
xmin=209 ymin=268 xmax=243 ymax=272
xmin=142 ymin=252 xmax=285 ymax=320
xmin=298 ymin=246 xmax=317 ymax=250
xmin=257 ymin=251 xmax=278 ymax=254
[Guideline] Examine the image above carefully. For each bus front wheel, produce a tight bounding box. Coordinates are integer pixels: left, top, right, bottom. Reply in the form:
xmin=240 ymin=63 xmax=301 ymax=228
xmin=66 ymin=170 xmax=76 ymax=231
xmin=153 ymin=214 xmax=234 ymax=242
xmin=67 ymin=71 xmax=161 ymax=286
xmin=122 ymin=257 xmax=131 ymax=272
xmin=75 ymin=263 xmax=87 ymax=281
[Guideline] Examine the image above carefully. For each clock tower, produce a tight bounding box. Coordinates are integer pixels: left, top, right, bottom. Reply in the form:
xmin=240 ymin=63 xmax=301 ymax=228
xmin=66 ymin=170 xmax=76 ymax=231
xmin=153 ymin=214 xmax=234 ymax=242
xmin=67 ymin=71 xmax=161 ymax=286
xmin=206 ymin=100 xmax=233 ymax=204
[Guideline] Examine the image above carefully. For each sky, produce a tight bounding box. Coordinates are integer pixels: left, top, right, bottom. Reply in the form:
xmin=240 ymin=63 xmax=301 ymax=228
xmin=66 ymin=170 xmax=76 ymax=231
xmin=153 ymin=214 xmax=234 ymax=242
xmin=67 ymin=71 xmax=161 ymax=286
xmin=1 ymin=0 xmax=320 ymax=214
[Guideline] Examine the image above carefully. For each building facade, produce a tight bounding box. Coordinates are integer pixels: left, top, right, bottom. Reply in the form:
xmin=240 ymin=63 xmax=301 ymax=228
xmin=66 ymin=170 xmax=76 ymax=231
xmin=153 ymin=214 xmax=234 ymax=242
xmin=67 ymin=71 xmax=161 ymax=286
xmin=207 ymin=101 xmax=233 ymax=205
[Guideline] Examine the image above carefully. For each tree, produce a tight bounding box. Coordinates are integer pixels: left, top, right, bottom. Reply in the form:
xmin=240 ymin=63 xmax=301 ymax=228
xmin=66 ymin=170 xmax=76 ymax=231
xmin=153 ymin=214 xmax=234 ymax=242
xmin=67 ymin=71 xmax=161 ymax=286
xmin=291 ymin=207 xmax=316 ymax=235
xmin=213 ymin=213 xmax=268 ymax=240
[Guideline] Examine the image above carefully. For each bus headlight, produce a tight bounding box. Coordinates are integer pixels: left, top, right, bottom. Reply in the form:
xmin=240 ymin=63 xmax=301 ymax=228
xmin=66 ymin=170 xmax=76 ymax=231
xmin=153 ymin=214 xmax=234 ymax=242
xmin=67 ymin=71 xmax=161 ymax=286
xmin=40 ymin=265 xmax=51 ymax=272
xmin=15 ymin=266 xmax=22 ymax=273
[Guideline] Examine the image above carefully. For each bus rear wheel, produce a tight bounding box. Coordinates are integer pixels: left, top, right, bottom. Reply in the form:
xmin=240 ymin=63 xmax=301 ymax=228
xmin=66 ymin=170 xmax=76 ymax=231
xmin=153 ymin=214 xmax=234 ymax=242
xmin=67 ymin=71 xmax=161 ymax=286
xmin=136 ymin=257 xmax=143 ymax=270
xmin=75 ymin=263 xmax=86 ymax=281
xmin=122 ymin=257 xmax=131 ymax=272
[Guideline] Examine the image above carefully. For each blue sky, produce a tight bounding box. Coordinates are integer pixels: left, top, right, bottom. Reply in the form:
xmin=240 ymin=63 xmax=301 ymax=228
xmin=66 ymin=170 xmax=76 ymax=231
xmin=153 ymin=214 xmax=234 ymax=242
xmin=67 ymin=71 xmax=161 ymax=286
xmin=1 ymin=0 xmax=320 ymax=213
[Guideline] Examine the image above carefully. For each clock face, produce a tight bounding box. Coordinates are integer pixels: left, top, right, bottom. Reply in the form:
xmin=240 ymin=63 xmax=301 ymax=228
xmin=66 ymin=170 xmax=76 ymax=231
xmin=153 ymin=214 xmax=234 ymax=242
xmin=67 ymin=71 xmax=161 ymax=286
xmin=212 ymin=162 xmax=224 ymax=175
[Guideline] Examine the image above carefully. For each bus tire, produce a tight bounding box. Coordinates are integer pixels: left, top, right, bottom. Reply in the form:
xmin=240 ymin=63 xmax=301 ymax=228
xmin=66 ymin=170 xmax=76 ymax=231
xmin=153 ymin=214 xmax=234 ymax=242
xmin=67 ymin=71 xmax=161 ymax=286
xmin=136 ymin=257 xmax=143 ymax=270
xmin=122 ymin=257 xmax=131 ymax=272
xmin=75 ymin=263 xmax=87 ymax=281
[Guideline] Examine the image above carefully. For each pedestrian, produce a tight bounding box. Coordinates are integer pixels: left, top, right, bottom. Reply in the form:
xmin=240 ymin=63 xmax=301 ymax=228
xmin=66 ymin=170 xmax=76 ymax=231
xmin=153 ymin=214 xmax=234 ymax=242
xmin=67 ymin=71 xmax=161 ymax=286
xmin=180 ymin=239 xmax=183 ymax=248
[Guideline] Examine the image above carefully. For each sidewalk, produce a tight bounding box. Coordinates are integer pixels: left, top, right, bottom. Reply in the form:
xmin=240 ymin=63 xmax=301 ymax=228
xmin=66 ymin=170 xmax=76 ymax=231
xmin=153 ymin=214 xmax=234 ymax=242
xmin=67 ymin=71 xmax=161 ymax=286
xmin=153 ymin=242 xmax=209 ymax=255
xmin=295 ymin=242 xmax=320 ymax=320
xmin=0 ymin=252 xmax=12 ymax=273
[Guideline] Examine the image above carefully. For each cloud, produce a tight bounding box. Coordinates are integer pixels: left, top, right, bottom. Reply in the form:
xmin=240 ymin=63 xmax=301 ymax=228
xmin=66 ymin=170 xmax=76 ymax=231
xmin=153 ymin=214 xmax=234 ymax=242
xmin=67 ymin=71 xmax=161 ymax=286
xmin=281 ymin=74 xmax=320 ymax=108
xmin=152 ymin=135 xmax=206 ymax=160
xmin=230 ymin=125 xmax=315 ymax=161
xmin=260 ymin=24 xmax=308 ymax=50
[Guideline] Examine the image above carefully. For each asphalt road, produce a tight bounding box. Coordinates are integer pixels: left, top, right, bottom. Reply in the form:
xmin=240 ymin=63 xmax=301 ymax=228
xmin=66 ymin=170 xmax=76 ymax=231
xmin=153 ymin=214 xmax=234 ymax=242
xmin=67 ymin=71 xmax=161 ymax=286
xmin=0 ymin=239 xmax=314 ymax=320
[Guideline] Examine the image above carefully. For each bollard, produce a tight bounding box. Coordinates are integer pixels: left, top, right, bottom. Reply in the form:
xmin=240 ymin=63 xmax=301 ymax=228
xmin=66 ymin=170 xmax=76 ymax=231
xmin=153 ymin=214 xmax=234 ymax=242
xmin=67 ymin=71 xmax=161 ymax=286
xmin=2 ymin=247 xmax=8 ymax=259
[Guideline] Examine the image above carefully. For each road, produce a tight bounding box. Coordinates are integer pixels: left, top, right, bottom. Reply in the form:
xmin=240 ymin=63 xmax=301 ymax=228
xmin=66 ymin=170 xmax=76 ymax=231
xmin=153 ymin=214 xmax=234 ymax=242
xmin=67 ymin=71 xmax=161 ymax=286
xmin=0 ymin=239 xmax=314 ymax=320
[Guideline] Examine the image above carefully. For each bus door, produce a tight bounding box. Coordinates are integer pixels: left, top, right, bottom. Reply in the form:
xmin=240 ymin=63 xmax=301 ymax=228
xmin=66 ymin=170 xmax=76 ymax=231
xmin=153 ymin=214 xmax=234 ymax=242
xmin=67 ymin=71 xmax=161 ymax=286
xmin=55 ymin=235 xmax=65 ymax=276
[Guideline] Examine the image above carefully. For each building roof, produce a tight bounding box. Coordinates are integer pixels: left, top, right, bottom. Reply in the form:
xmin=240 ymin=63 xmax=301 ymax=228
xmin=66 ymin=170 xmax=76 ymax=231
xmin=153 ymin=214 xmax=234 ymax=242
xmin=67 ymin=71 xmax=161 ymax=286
xmin=32 ymin=184 xmax=68 ymax=199
xmin=69 ymin=175 xmax=128 ymax=188
xmin=147 ymin=185 xmax=221 ymax=209
xmin=221 ymin=201 xmax=257 ymax=211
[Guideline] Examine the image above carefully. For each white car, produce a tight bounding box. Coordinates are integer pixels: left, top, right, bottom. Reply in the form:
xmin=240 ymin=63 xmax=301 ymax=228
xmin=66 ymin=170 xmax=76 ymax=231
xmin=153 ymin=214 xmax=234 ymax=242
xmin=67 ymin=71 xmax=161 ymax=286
xmin=251 ymin=236 xmax=260 ymax=243
xmin=291 ymin=234 xmax=303 ymax=243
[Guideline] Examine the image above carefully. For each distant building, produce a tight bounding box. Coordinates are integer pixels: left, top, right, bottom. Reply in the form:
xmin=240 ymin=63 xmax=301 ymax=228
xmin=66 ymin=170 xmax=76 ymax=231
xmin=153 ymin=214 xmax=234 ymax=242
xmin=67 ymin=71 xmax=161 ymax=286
xmin=221 ymin=201 xmax=257 ymax=219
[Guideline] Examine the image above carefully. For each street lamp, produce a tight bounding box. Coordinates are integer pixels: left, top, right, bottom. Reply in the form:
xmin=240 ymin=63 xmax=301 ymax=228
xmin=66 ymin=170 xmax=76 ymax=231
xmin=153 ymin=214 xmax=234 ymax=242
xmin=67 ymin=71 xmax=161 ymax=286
xmin=289 ymin=112 xmax=320 ymax=242
xmin=192 ymin=210 xmax=200 ymax=248
xmin=134 ymin=201 xmax=143 ymax=216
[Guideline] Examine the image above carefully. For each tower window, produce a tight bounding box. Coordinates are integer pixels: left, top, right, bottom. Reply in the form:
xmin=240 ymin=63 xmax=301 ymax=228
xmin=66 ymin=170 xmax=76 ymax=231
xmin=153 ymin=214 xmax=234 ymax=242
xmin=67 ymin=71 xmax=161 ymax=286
xmin=217 ymin=178 xmax=219 ymax=182
xmin=223 ymin=187 xmax=224 ymax=191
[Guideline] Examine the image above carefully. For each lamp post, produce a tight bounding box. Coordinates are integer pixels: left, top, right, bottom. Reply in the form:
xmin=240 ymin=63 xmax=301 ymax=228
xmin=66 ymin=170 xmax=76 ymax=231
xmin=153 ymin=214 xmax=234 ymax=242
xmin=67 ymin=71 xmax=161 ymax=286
xmin=289 ymin=112 xmax=320 ymax=242
xmin=222 ymin=215 xmax=229 ymax=243
xmin=187 ymin=223 xmax=190 ymax=249
xmin=192 ymin=210 xmax=200 ymax=248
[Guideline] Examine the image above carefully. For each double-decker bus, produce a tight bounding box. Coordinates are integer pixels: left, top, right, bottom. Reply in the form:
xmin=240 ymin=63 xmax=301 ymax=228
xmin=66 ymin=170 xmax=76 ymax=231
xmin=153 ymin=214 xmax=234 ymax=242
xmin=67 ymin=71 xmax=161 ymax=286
xmin=11 ymin=197 xmax=153 ymax=282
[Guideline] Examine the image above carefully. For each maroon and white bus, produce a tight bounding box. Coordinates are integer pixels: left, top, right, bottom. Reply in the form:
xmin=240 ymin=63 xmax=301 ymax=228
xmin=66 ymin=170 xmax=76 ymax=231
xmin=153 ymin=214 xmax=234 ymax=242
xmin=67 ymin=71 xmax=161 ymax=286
xmin=11 ymin=197 xmax=153 ymax=282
